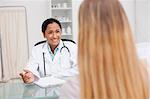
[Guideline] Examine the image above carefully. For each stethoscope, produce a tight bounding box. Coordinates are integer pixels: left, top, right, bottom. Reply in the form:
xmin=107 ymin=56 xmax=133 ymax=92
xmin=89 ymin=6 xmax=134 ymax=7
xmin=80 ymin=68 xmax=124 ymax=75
xmin=42 ymin=41 xmax=71 ymax=76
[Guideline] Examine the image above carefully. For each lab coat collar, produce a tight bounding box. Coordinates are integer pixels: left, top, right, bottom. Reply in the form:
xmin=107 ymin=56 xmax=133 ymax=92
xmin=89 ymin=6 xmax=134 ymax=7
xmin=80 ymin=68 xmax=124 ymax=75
xmin=57 ymin=40 xmax=64 ymax=51
xmin=42 ymin=39 xmax=64 ymax=54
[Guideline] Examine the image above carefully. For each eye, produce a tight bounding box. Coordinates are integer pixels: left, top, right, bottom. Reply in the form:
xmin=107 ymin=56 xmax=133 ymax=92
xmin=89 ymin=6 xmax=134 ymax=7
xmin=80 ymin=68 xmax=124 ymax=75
xmin=48 ymin=31 xmax=53 ymax=34
xmin=56 ymin=30 xmax=61 ymax=33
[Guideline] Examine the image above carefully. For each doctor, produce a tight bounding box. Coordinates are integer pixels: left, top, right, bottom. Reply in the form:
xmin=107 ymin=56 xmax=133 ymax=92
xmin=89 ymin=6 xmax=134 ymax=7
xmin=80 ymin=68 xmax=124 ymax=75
xmin=20 ymin=18 xmax=78 ymax=84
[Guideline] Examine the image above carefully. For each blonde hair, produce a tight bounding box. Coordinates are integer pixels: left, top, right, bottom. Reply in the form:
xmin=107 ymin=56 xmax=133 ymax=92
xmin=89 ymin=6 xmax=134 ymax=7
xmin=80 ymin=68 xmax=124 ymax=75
xmin=78 ymin=0 xmax=148 ymax=99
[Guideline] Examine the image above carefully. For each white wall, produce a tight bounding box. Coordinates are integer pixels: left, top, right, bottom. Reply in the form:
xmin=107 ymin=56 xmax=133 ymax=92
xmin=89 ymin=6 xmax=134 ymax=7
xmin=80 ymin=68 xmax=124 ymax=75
xmin=0 ymin=0 xmax=50 ymax=54
xmin=135 ymin=0 xmax=150 ymax=43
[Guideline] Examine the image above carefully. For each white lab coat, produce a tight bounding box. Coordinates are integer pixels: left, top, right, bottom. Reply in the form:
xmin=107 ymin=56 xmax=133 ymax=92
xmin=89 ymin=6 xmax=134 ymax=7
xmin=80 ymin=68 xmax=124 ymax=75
xmin=25 ymin=40 xmax=78 ymax=80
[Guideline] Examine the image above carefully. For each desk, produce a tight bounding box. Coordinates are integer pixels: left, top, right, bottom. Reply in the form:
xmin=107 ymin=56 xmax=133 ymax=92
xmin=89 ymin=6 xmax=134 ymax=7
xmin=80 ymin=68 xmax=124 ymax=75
xmin=0 ymin=79 xmax=60 ymax=99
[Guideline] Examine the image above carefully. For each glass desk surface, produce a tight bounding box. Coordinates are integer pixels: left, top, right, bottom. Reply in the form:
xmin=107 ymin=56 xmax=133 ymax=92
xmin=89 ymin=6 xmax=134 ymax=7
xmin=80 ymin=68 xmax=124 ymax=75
xmin=0 ymin=79 xmax=60 ymax=99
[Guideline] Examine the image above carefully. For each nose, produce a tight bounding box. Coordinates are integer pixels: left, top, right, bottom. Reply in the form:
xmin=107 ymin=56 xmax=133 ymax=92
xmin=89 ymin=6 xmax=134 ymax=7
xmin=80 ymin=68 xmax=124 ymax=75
xmin=53 ymin=32 xmax=57 ymax=38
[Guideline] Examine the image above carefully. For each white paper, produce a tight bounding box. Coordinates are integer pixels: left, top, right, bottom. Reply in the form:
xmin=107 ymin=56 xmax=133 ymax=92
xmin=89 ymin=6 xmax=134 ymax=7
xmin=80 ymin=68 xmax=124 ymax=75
xmin=34 ymin=76 xmax=66 ymax=88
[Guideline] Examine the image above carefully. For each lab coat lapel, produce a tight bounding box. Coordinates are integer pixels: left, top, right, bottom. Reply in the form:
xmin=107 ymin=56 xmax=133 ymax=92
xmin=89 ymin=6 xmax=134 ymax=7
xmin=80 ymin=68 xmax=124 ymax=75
xmin=53 ymin=40 xmax=63 ymax=62
xmin=42 ymin=41 xmax=63 ymax=63
xmin=42 ymin=42 xmax=53 ymax=62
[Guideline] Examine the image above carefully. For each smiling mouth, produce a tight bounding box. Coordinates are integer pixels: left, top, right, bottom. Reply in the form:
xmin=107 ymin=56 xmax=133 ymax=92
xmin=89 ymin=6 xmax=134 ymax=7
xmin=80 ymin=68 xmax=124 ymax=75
xmin=52 ymin=39 xmax=58 ymax=42
xmin=51 ymin=39 xmax=60 ymax=43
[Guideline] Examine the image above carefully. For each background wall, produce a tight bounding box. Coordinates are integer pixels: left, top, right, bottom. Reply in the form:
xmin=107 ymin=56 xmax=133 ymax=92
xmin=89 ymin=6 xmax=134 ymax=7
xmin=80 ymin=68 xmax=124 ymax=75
xmin=135 ymin=0 xmax=150 ymax=43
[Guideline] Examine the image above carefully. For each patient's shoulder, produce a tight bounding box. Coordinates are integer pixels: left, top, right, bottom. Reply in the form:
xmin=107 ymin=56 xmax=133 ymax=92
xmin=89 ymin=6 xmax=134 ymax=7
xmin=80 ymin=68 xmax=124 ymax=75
xmin=59 ymin=76 xmax=80 ymax=99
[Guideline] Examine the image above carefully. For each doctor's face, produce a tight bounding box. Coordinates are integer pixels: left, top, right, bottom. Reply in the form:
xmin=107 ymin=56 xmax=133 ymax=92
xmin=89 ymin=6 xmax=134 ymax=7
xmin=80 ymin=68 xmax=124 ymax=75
xmin=44 ymin=22 xmax=61 ymax=49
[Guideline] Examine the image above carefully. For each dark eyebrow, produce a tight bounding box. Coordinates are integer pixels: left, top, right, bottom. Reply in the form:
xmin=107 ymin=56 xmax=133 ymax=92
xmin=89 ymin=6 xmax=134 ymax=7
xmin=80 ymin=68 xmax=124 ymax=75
xmin=56 ymin=29 xmax=61 ymax=31
xmin=47 ymin=29 xmax=60 ymax=31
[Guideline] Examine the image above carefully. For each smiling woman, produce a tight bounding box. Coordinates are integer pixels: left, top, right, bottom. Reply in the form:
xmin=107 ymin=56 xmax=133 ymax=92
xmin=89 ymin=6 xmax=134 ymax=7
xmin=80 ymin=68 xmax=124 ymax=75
xmin=20 ymin=18 xmax=78 ymax=84
xmin=0 ymin=6 xmax=28 ymax=81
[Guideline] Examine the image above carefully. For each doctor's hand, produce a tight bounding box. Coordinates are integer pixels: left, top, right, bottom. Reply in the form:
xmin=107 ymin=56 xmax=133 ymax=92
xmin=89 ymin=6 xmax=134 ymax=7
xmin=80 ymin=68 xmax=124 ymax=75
xmin=20 ymin=70 xmax=35 ymax=84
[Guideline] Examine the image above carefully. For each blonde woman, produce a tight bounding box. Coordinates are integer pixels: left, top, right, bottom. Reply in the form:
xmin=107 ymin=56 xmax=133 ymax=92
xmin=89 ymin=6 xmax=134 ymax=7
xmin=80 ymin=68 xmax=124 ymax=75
xmin=59 ymin=0 xmax=148 ymax=99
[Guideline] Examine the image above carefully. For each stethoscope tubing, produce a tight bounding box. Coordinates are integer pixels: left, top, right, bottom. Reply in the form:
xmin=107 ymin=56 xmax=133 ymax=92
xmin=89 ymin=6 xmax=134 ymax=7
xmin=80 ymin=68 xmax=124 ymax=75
xmin=43 ymin=52 xmax=46 ymax=76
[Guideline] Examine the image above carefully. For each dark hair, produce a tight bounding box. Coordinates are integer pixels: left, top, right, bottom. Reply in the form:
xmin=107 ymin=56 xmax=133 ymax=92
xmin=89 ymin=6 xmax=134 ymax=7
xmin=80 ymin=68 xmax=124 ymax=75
xmin=41 ymin=18 xmax=62 ymax=34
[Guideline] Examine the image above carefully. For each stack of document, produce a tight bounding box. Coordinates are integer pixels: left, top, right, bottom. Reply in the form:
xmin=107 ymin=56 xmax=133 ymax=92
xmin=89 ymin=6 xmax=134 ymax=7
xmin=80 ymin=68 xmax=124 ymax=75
xmin=34 ymin=76 xmax=66 ymax=88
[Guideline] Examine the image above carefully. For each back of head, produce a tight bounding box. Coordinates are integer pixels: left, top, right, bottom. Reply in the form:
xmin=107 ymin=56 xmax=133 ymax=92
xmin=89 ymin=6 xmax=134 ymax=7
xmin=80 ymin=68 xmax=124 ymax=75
xmin=78 ymin=0 xmax=148 ymax=99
